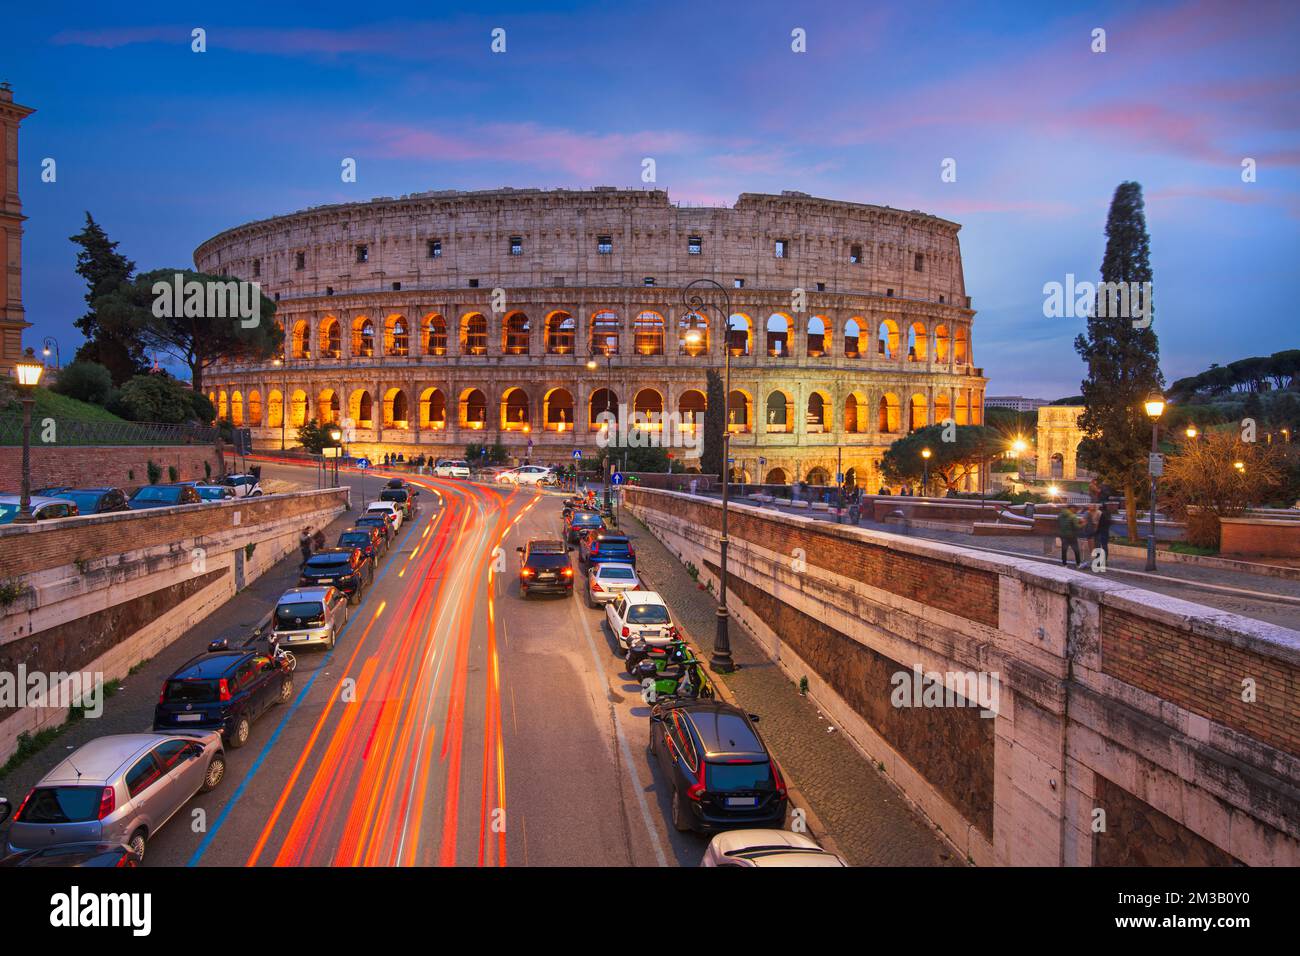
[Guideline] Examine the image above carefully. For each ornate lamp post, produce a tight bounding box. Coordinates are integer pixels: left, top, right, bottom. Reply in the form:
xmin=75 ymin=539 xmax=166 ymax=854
xmin=1143 ymin=393 xmax=1166 ymax=572
xmin=41 ymin=336 xmax=60 ymax=370
xmin=14 ymin=348 xmax=45 ymax=524
xmin=273 ymin=358 xmax=287 ymax=451
xmin=921 ymin=447 xmax=932 ymax=497
xmin=328 ymin=426 xmax=342 ymax=486
xmin=1185 ymin=425 xmax=1198 ymax=440
xmin=681 ymin=278 xmax=735 ymax=673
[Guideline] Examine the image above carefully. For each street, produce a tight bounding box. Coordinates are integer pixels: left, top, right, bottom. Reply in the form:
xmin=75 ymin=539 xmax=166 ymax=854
xmin=139 ymin=461 xmax=702 ymax=867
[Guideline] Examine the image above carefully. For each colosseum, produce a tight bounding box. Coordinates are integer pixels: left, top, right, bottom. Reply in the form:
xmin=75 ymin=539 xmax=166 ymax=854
xmin=197 ymin=187 xmax=986 ymax=488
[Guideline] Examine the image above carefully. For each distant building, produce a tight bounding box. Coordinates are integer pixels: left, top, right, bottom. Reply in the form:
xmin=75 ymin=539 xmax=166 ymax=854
xmin=0 ymin=83 xmax=33 ymax=376
xmin=1036 ymin=405 xmax=1085 ymax=479
xmin=985 ymin=395 xmax=1051 ymax=413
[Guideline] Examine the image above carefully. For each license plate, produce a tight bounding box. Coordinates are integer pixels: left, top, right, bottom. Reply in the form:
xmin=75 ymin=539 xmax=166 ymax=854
xmin=726 ymin=796 xmax=757 ymax=807
xmin=536 ymin=573 xmax=555 ymax=581
xmin=640 ymin=629 xmax=661 ymax=639
xmin=176 ymin=713 xmax=203 ymax=722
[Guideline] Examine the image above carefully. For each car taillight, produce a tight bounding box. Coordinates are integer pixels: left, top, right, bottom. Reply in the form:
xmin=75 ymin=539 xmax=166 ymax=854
xmin=218 ymin=678 xmax=232 ymax=702
xmin=772 ymin=762 xmax=787 ymax=799
xmin=97 ymin=786 xmax=116 ymax=820
xmin=621 ymin=626 xmax=630 ymax=637
xmin=688 ymin=766 xmax=706 ymax=801
xmin=158 ymin=685 xmax=167 ymax=705
xmin=590 ymin=543 xmax=599 ymax=554
xmin=521 ymin=568 xmax=534 ymax=577
xmin=562 ymin=567 xmax=573 ymax=577
xmin=14 ymin=788 xmax=34 ymax=821
xmin=592 ymin=582 xmax=603 ymax=592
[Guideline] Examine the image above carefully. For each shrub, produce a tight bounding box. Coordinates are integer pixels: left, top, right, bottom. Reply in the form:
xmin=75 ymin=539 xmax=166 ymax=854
xmin=167 ymin=464 xmax=179 ymax=482
xmin=53 ymin=361 xmax=113 ymax=405
xmin=146 ymin=460 xmax=162 ymax=484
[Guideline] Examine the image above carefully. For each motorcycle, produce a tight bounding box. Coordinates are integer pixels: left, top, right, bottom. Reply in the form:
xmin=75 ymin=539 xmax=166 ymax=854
xmin=624 ymin=631 xmax=683 ymax=674
xmin=631 ymin=640 xmax=712 ymax=703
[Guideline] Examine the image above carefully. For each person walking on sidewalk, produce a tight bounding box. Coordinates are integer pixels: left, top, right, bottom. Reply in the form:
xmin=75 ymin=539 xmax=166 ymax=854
xmin=1058 ymin=505 xmax=1083 ymax=568
xmin=1090 ymin=502 xmax=1112 ymax=566
xmin=299 ymin=528 xmax=313 ymax=567
xmin=312 ymin=527 xmax=327 ymax=551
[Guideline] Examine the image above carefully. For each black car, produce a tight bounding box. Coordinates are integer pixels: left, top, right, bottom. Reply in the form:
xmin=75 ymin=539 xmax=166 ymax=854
xmin=516 ymin=538 xmax=574 ymax=598
xmin=650 ymin=699 xmax=788 ymax=834
xmin=379 ymin=485 xmax=415 ymax=518
xmin=564 ymin=509 xmax=606 ymax=543
xmin=152 ymin=644 xmax=293 ymax=748
xmin=354 ymin=513 xmax=393 ymax=548
xmin=127 ymin=484 xmax=203 ymax=509
xmin=33 ymin=487 xmax=129 ymax=515
xmin=299 ymin=546 xmax=371 ymax=603
xmin=580 ymin=531 xmax=636 ymax=569
xmin=0 ymin=842 xmax=142 ymax=868
xmin=338 ymin=526 xmax=383 ymax=563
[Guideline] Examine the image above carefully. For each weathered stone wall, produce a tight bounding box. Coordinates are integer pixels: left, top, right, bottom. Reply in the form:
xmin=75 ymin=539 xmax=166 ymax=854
xmin=624 ymin=486 xmax=1300 ymax=866
xmin=0 ymin=443 xmax=224 ymax=493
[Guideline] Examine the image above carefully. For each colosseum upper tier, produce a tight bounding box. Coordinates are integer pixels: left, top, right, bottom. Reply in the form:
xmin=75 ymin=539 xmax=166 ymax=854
xmin=197 ymin=187 xmax=986 ymax=487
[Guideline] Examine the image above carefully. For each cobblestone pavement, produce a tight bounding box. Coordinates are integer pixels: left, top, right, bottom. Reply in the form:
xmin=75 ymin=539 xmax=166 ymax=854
xmin=619 ymin=509 xmax=962 ymax=867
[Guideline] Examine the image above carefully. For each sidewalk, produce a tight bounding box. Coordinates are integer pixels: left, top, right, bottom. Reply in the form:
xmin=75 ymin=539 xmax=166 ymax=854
xmin=621 ymin=512 xmax=962 ymax=867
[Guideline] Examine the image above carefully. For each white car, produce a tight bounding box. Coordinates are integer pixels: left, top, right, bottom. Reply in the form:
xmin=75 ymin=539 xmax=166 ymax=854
xmin=434 ymin=460 xmax=470 ymax=479
xmin=365 ymin=500 xmax=403 ymax=531
xmin=221 ymin=473 xmax=264 ymax=498
xmin=586 ymin=561 xmax=639 ymax=608
xmin=700 ymin=830 xmax=848 ymax=867
xmin=0 ymin=495 xmax=80 ymax=524
xmin=497 ymin=465 xmax=553 ymax=486
xmin=605 ymin=590 xmax=676 ymax=651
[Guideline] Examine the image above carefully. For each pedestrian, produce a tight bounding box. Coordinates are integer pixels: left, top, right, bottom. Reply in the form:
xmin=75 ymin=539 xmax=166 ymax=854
xmin=312 ymin=527 xmax=326 ymax=551
xmin=299 ymin=528 xmax=312 ymax=566
xmin=1092 ymin=502 xmax=1112 ymax=565
xmin=1057 ymin=505 xmax=1083 ymax=568
xmin=878 ymin=484 xmax=890 ymax=496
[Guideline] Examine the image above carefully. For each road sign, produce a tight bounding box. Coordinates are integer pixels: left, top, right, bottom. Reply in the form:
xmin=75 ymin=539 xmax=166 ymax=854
xmin=1148 ymin=453 xmax=1164 ymax=477
xmin=836 ymin=472 xmax=843 ymax=484
xmin=727 ymin=457 xmax=735 ymax=464
xmin=356 ymin=458 xmax=371 ymax=470
xmin=611 ymin=472 xmax=624 ymax=485
xmin=572 ymin=449 xmax=582 ymax=460
xmin=758 ymin=457 xmax=766 ymax=465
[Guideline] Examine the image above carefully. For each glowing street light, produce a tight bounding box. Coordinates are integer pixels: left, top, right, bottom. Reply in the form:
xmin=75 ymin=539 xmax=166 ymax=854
xmin=14 ymin=348 xmax=45 ymax=524
xmin=921 ymin=447 xmax=932 ymax=496
xmin=1143 ymin=393 xmax=1165 ymax=571
xmin=1185 ymin=425 xmax=1198 ymax=439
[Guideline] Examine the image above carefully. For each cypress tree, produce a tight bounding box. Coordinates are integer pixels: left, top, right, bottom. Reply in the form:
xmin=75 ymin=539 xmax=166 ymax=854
xmin=70 ymin=212 xmax=148 ymax=384
xmin=701 ymin=368 xmax=725 ymax=478
xmin=1073 ymin=182 xmax=1164 ymax=541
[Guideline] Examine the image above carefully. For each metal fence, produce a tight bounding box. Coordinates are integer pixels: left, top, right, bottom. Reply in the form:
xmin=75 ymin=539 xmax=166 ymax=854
xmin=0 ymin=414 xmax=219 ymax=447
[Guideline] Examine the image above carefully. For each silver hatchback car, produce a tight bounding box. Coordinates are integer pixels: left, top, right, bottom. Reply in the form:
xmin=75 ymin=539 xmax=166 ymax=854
xmin=5 ymin=731 xmax=225 ymax=862
xmin=272 ymin=585 xmax=349 ymax=649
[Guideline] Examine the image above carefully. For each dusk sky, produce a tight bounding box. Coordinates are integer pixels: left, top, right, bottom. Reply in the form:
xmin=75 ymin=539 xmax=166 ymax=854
xmin=5 ymin=0 xmax=1297 ymax=399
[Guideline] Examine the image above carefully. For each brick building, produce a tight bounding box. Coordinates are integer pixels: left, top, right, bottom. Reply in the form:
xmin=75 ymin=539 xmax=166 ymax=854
xmin=198 ymin=187 xmax=987 ymax=486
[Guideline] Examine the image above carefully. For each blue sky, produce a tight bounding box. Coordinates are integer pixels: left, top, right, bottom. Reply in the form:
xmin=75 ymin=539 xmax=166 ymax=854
xmin=5 ymin=0 xmax=1298 ymax=398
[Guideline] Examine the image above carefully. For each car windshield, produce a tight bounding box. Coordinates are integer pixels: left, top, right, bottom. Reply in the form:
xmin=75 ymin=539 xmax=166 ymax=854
xmin=527 ymin=554 xmax=570 ymax=569
xmin=356 ymin=517 xmax=384 ymax=528
xmin=16 ymin=787 xmax=104 ymax=824
xmin=275 ymin=601 xmax=325 ymax=627
xmin=133 ymin=487 xmax=180 ymax=503
xmin=598 ymin=566 xmax=637 ymax=580
xmin=594 ymin=538 xmax=630 ymax=551
xmin=380 ymin=490 xmax=408 ymax=502
xmin=707 ymin=761 xmax=774 ymax=791
xmin=339 ymin=533 xmax=370 ymax=548
xmin=305 ymin=554 xmax=350 ymax=570
xmin=164 ymin=679 xmax=218 ymax=703
xmin=627 ymin=604 xmax=670 ymax=624
xmin=573 ymin=514 xmax=603 ymax=527
xmin=55 ymin=492 xmax=99 ymax=512
xmin=0 ymin=502 xmax=21 ymax=523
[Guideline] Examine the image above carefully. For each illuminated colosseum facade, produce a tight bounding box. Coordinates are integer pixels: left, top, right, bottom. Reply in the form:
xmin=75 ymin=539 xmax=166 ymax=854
xmin=197 ymin=187 xmax=986 ymax=487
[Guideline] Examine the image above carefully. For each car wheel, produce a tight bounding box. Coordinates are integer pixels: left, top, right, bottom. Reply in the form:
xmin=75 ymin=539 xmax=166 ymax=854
xmin=252 ymin=490 xmax=262 ymax=497
xmin=327 ymin=627 xmax=337 ymax=650
xmin=671 ymin=787 xmax=691 ymax=833
xmin=128 ymin=828 xmax=148 ymax=861
xmin=201 ymin=753 xmax=226 ymax=792
xmin=230 ymin=715 xmax=251 ymax=748
xmin=519 ymin=586 xmax=529 ymax=599
xmin=277 ymin=676 xmax=294 ymax=705
xmin=349 ymin=587 xmax=360 ymax=606
xmin=586 ymin=589 xmax=596 ymax=609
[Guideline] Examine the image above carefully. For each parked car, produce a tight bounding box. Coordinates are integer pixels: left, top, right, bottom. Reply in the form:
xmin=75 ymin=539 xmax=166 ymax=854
xmin=650 ymin=699 xmax=788 ymax=834
xmin=4 ymin=731 xmax=226 ymax=861
xmin=365 ymin=500 xmax=403 ymax=531
xmin=498 ymin=465 xmax=553 ymax=485
xmin=187 ymin=483 xmax=236 ymax=504
xmin=353 ymin=513 xmax=392 ymax=549
xmin=516 ymin=537 xmax=575 ymax=598
xmin=152 ymin=642 xmax=294 ymax=748
xmin=221 ymin=472 xmax=264 ymax=498
xmin=586 ymin=561 xmax=640 ymax=608
xmin=699 ymin=829 xmax=847 ymax=867
xmin=0 ymin=495 xmax=80 ymax=524
xmin=0 ymin=842 xmax=142 ymax=868
xmin=299 ymin=546 xmax=371 ymax=603
xmin=434 ymin=459 xmax=470 ymax=478
xmin=127 ymin=484 xmax=202 ymax=510
xmin=564 ymin=509 xmax=606 ymax=544
xmin=605 ymin=590 xmax=676 ymax=651
xmin=33 ymin=487 xmax=129 ymax=515
xmin=579 ymin=531 xmax=636 ymax=569
xmin=272 ymin=586 xmax=350 ymax=650
xmin=338 ymin=526 xmax=383 ymax=563
xmin=378 ymin=485 xmax=415 ymax=518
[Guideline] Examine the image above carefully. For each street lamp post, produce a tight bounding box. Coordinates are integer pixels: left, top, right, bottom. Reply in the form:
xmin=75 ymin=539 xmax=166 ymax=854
xmin=41 ymin=336 xmax=60 ymax=370
xmin=1144 ymin=394 xmax=1166 ymax=572
xmin=328 ymin=427 xmax=342 ymax=486
xmin=921 ymin=447 xmax=932 ymax=497
xmin=587 ymin=337 xmax=616 ymax=510
xmin=682 ymin=278 xmax=735 ymax=673
xmin=273 ymin=358 xmax=287 ymax=451
xmin=14 ymin=348 xmax=45 ymax=524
